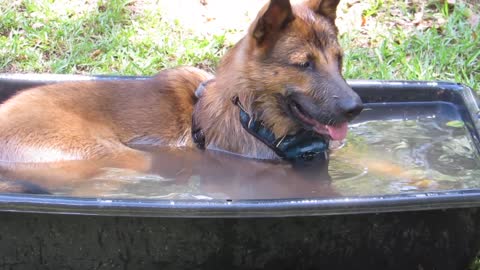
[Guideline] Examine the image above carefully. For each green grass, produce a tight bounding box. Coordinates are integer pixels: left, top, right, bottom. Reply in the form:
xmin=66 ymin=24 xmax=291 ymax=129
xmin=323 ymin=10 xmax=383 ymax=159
xmin=341 ymin=1 xmax=479 ymax=90
xmin=0 ymin=0 xmax=478 ymax=91
xmin=0 ymin=0 xmax=227 ymax=74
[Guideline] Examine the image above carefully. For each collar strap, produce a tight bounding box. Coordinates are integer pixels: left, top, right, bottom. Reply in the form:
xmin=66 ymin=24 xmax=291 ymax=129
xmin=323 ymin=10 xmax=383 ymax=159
xmin=192 ymin=125 xmax=205 ymax=150
xmin=195 ymin=79 xmax=214 ymax=99
xmin=192 ymin=80 xmax=215 ymax=150
xmin=231 ymin=96 xmax=329 ymax=163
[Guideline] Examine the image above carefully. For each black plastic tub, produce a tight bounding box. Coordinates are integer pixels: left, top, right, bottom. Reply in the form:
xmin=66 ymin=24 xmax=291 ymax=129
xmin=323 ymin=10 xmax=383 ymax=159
xmin=0 ymin=74 xmax=479 ymax=270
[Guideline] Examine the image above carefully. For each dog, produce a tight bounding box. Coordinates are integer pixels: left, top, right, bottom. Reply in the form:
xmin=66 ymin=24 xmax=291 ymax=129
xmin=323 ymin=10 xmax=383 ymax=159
xmin=0 ymin=0 xmax=363 ymax=194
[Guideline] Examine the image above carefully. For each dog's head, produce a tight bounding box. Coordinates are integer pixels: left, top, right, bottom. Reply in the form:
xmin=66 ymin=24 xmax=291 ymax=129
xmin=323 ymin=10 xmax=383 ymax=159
xmin=228 ymin=0 xmax=363 ymax=141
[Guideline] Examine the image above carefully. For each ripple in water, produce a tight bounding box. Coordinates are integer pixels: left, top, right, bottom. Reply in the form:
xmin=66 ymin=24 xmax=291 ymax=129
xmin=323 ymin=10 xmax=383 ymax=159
xmin=331 ymin=118 xmax=480 ymax=196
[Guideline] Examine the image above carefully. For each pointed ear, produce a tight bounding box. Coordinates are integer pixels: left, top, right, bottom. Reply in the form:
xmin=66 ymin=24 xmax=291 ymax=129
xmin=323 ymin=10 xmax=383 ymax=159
xmin=251 ymin=0 xmax=294 ymax=47
xmin=305 ymin=0 xmax=340 ymax=22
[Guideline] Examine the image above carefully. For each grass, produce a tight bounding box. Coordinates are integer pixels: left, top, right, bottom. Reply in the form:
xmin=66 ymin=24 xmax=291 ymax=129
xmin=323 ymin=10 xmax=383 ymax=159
xmin=341 ymin=0 xmax=479 ymax=90
xmin=1 ymin=0 xmax=478 ymax=90
xmin=0 ymin=0 xmax=227 ymax=74
xmin=0 ymin=0 xmax=478 ymax=92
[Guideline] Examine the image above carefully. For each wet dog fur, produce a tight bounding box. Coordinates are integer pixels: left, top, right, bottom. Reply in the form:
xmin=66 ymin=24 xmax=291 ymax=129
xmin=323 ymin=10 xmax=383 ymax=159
xmin=0 ymin=0 xmax=362 ymax=194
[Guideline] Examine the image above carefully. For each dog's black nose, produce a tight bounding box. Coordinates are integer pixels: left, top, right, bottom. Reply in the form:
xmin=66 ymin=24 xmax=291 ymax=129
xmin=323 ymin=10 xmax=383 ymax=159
xmin=338 ymin=97 xmax=364 ymax=121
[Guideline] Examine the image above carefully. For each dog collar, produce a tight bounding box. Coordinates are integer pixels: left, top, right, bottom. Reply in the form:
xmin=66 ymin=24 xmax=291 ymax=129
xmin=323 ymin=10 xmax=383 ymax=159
xmin=191 ymin=82 xmax=329 ymax=164
xmin=231 ymin=96 xmax=329 ymax=164
xmin=191 ymin=80 xmax=215 ymax=150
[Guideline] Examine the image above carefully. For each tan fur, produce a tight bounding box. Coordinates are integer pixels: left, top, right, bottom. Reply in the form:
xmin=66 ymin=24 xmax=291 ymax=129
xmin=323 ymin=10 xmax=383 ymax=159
xmin=0 ymin=0 xmax=359 ymax=193
xmin=0 ymin=67 xmax=212 ymax=190
xmin=193 ymin=0 xmax=352 ymax=159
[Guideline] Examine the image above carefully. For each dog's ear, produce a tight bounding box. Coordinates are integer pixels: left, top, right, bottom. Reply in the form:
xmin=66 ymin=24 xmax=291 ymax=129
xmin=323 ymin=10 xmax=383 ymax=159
xmin=305 ymin=0 xmax=340 ymax=22
xmin=251 ymin=0 xmax=294 ymax=48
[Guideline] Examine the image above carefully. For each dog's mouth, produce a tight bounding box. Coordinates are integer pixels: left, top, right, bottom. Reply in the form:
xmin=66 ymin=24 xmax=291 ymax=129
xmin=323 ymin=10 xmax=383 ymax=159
xmin=288 ymin=100 xmax=348 ymax=141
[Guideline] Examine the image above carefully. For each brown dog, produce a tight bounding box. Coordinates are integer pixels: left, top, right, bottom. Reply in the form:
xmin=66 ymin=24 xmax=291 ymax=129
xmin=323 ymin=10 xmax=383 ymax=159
xmin=0 ymin=0 xmax=362 ymax=194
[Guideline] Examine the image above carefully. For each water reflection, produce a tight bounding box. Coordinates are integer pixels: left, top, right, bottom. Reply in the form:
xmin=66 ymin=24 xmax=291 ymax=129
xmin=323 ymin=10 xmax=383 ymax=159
xmin=89 ymin=146 xmax=336 ymax=200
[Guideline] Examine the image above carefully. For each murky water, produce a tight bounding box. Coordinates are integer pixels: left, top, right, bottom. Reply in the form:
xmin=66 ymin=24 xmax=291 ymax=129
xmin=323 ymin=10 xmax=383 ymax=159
xmin=331 ymin=118 xmax=480 ymax=196
xmin=2 ymin=102 xmax=480 ymax=199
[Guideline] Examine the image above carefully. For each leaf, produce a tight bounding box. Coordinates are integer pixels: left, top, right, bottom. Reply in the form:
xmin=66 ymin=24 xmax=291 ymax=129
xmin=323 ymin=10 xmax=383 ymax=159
xmin=361 ymin=16 xmax=366 ymax=27
xmin=412 ymin=179 xmax=437 ymax=189
xmin=446 ymin=120 xmax=465 ymax=128
xmin=90 ymin=49 xmax=102 ymax=59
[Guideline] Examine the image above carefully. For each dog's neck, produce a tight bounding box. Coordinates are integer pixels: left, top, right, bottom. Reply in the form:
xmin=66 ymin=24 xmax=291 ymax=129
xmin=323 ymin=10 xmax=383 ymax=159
xmin=192 ymin=79 xmax=329 ymax=163
xmin=192 ymin=78 xmax=280 ymax=160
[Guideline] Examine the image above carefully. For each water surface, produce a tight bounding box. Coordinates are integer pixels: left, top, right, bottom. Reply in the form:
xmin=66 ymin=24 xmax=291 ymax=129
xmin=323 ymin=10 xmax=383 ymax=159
xmin=3 ymin=102 xmax=480 ymax=200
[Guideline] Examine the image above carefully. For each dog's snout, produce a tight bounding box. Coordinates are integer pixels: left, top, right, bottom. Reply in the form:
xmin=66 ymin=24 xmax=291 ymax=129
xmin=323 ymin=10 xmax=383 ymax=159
xmin=338 ymin=96 xmax=363 ymax=121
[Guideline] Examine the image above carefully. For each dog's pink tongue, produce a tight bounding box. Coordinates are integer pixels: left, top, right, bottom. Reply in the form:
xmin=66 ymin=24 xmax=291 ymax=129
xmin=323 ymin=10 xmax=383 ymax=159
xmin=326 ymin=122 xmax=348 ymax=141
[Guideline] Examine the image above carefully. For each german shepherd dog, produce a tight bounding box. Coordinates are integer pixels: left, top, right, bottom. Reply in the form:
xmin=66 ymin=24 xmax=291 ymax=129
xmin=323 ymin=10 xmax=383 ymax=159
xmin=0 ymin=0 xmax=363 ymax=194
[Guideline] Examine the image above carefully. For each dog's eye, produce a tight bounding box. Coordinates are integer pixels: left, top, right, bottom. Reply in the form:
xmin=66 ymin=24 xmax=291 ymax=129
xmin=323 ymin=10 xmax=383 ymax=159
xmin=297 ymin=60 xmax=314 ymax=70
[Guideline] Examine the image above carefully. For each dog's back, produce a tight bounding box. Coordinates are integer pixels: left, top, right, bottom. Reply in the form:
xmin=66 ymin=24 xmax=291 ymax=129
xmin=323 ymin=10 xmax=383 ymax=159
xmin=0 ymin=67 xmax=212 ymax=192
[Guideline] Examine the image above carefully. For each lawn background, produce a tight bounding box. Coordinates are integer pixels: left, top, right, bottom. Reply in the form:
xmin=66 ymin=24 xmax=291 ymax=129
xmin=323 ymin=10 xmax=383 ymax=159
xmin=0 ymin=0 xmax=478 ymax=90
